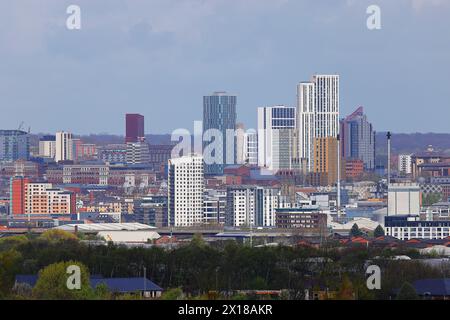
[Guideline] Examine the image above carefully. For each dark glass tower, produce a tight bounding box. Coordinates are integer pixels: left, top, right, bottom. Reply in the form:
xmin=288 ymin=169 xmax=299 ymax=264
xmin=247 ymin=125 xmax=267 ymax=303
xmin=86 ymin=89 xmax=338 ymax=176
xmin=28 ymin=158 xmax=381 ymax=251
xmin=125 ymin=113 xmax=145 ymax=143
xmin=203 ymin=92 xmax=237 ymax=175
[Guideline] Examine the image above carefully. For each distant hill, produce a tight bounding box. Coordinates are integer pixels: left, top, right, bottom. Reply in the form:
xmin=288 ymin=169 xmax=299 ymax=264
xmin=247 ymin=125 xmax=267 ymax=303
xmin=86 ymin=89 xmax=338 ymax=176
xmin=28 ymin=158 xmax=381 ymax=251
xmin=376 ymin=132 xmax=450 ymax=155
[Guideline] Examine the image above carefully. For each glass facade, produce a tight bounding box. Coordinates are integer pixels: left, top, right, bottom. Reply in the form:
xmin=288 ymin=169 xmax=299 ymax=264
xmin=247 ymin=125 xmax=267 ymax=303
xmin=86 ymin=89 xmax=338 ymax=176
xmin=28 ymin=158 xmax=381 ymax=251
xmin=203 ymin=92 xmax=237 ymax=175
xmin=0 ymin=130 xmax=30 ymax=162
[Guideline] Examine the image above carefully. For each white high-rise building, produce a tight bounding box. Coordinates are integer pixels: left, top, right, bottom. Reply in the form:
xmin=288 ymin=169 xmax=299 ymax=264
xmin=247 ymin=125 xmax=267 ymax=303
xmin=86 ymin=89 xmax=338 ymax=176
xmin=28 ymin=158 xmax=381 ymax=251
xmin=313 ymin=74 xmax=339 ymax=138
xmin=226 ymin=186 xmax=279 ymax=227
xmin=235 ymin=123 xmax=246 ymax=165
xmin=168 ymin=154 xmax=204 ymax=227
xmin=297 ymin=82 xmax=315 ymax=171
xmin=257 ymin=105 xmax=297 ymax=172
xmin=296 ymin=74 xmax=340 ymax=171
xmin=55 ymin=131 xmax=73 ymax=162
xmin=39 ymin=135 xmax=56 ymax=159
xmin=243 ymin=130 xmax=258 ymax=165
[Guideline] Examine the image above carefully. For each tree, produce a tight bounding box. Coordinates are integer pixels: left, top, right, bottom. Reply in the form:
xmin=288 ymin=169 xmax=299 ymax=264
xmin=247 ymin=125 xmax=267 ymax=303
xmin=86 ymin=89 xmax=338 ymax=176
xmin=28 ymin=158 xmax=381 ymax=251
xmin=0 ymin=249 xmax=22 ymax=297
xmin=32 ymin=261 xmax=93 ymax=300
xmin=93 ymin=283 xmax=112 ymax=300
xmin=191 ymin=233 xmax=206 ymax=247
xmin=0 ymin=235 xmax=29 ymax=251
xmin=374 ymin=225 xmax=385 ymax=238
xmin=396 ymin=282 xmax=419 ymax=300
xmin=350 ymin=224 xmax=363 ymax=237
xmin=336 ymin=275 xmax=355 ymax=300
xmin=160 ymin=287 xmax=184 ymax=300
xmin=422 ymin=193 xmax=442 ymax=206
xmin=39 ymin=229 xmax=78 ymax=242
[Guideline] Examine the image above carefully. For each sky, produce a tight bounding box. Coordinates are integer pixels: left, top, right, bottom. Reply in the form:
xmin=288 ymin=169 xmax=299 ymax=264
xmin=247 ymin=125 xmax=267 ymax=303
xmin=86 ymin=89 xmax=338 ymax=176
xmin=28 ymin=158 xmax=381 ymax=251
xmin=0 ymin=0 xmax=449 ymax=135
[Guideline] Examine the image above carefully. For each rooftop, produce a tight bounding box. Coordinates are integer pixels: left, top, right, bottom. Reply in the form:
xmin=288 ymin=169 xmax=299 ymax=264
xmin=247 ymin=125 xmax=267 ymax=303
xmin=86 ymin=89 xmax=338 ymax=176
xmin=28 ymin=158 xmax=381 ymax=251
xmin=55 ymin=223 xmax=155 ymax=232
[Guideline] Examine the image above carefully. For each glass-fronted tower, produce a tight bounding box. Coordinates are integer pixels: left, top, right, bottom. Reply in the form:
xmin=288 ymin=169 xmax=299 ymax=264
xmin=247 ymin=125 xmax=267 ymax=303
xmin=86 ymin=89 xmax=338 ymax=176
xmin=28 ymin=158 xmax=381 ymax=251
xmin=0 ymin=130 xmax=30 ymax=162
xmin=203 ymin=92 xmax=237 ymax=175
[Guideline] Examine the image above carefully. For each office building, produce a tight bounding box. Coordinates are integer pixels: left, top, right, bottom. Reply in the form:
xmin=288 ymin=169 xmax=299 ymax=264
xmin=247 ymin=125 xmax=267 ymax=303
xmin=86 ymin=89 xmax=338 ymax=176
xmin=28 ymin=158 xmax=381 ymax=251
xmin=257 ymin=105 xmax=297 ymax=172
xmin=226 ymin=186 xmax=279 ymax=227
xmin=243 ymin=130 xmax=258 ymax=165
xmin=203 ymin=189 xmax=226 ymax=225
xmin=0 ymin=160 xmax=40 ymax=179
xmin=38 ymin=135 xmax=56 ymax=159
xmin=312 ymin=137 xmax=339 ymax=186
xmin=167 ymin=155 xmax=204 ymax=227
xmin=0 ymin=130 xmax=30 ymax=162
xmin=275 ymin=207 xmax=327 ymax=232
xmin=203 ymin=92 xmax=237 ymax=175
xmin=126 ymin=141 xmax=150 ymax=165
xmin=46 ymin=163 xmax=155 ymax=187
xmin=99 ymin=144 xmax=128 ymax=163
xmin=55 ymin=131 xmax=73 ymax=162
xmin=340 ymin=107 xmax=375 ymax=170
xmin=74 ymin=142 xmax=97 ymax=161
xmin=387 ymin=183 xmax=421 ymax=216
xmin=148 ymin=144 xmax=174 ymax=170
xmin=398 ymin=154 xmax=413 ymax=175
xmin=345 ymin=159 xmax=364 ymax=180
xmin=125 ymin=114 xmax=145 ymax=143
xmin=123 ymin=196 xmax=167 ymax=228
xmin=385 ymin=215 xmax=450 ymax=240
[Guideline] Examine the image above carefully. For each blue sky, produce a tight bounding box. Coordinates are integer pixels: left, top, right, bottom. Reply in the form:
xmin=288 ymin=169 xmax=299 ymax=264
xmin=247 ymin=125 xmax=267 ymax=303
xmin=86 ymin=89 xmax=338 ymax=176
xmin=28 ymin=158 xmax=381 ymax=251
xmin=0 ymin=0 xmax=449 ymax=134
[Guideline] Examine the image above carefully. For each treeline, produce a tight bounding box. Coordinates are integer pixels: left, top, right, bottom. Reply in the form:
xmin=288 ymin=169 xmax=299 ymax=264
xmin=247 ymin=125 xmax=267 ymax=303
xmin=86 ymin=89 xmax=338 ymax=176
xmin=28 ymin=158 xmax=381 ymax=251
xmin=0 ymin=231 xmax=446 ymax=299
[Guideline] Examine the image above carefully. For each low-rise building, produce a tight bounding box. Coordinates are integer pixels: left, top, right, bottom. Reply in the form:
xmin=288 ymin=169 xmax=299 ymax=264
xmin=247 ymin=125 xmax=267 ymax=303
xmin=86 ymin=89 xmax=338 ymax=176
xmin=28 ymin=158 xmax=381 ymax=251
xmin=275 ymin=207 xmax=327 ymax=233
xmin=385 ymin=215 xmax=450 ymax=240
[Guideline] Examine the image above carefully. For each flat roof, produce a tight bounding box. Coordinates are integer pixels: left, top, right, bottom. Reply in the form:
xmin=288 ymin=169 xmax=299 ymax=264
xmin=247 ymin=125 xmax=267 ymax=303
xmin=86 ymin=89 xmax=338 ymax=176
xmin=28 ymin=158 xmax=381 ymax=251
xmin=55 ymin=223 xmax=155 ymax=232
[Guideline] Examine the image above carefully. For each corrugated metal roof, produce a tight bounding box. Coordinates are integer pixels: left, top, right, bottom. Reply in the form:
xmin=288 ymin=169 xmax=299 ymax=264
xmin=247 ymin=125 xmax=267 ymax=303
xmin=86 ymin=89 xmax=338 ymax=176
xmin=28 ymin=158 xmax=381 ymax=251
xmin=55 ymin=223 xmax=155 ymax=232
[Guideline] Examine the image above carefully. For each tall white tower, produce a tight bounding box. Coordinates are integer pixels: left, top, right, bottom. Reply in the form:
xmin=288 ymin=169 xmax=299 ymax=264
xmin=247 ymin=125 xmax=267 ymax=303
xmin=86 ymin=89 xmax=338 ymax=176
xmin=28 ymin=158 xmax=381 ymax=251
xmin=167 ymin=154 xmax=204 ymax=227
xmin=296 ymin=75 xmax=340 ymax=172
xmin=257 ymin=105 xmax=296 ymax=172
xmin=55 ymin=131 xmax=73 ymax=162
xmin=313 ymin=74 xmax=340 ymax=138
xmin=297 ymin=82 xmax=316 ymax=171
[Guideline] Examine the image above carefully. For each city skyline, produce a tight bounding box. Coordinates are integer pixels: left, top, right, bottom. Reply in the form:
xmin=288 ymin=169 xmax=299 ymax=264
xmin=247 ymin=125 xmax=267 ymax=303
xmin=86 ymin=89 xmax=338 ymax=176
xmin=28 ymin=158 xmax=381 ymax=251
xmin=0 ymin=1 xmax=450 ymax=134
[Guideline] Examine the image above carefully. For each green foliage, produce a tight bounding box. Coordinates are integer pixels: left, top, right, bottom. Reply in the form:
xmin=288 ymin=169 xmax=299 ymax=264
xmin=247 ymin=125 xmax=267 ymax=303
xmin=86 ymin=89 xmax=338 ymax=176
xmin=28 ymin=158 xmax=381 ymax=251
xmin=230 ymin=293 xmax=248 ymax=300
xmin=0 ymin=249 xmax=22 ymax=297
xmin=32 ymin=261 xmax=93 ymax=300
xmin=374 ymin=225 xmax=385 ymax=238
xmin=39 ymin=229 xmax=78 ymax=242
xmin=0 ymin=234 xmax=446 ymax=300
xmin=350 ymin=224 xmax=363 ymax=237
xmin=93 ymin=283 xmax=112 ymax=300
xmin=422 ymin=193 xmax=442 ymax=206
xmin=0 ymin=235 xmax=29 ymax=251
xmin=396 ymin=282 xmax=419 ymax=300
xmin=161 ymin=287 xmax=184 ymax=300
xmin=336 ymin=275 xmax=354 ymax=300
xmin=191 ymin=233 xmax=206 ymax=247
